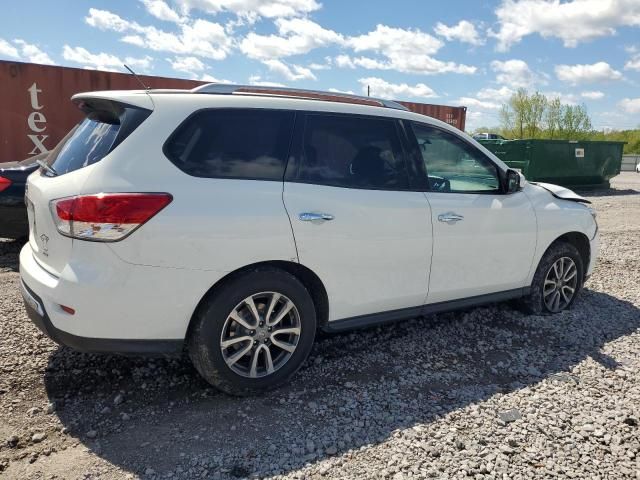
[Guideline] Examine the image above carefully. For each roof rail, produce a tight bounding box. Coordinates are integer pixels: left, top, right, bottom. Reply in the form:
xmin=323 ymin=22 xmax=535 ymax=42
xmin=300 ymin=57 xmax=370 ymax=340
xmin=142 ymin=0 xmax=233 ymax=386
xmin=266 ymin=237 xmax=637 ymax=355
xmin=191 ymin=84 xmax=409 ymax=111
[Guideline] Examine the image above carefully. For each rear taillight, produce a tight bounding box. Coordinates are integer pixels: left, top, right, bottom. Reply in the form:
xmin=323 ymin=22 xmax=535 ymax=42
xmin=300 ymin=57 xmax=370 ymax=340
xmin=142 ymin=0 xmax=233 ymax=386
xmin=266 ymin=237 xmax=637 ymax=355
xmin=0 ymin=176 xmax=12 ymax=193
xmin=50 ymin=193 xmax=172 ymax=241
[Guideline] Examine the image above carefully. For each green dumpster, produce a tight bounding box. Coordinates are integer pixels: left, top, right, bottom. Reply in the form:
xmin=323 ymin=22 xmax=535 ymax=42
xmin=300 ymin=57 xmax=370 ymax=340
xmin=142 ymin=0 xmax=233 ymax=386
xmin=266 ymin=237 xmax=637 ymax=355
xmin=478 ymin=139 xmax=625 ymax=189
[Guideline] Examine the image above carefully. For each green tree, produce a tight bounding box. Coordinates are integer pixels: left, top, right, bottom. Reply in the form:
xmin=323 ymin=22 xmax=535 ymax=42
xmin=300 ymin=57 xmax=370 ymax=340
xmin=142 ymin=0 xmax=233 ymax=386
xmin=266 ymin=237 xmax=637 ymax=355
xmin=499 ymin=90 xmax=594 ymax=140
xmin=545 ymin=97 xmax=563 ymax=139
xmin=523 ymin=91 xmax=547 ymax=138
xmin=558 ymin=104 xmax=592 ymax=140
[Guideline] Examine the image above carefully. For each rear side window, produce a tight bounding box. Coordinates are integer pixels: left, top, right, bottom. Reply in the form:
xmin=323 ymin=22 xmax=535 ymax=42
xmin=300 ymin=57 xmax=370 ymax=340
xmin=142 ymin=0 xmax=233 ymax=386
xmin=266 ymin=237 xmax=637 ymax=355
xmin=298 ymin=113 xmax=408 ymax=190
xmin=164 ymin=109 xmax=295 ymax=181
xmin=48 ymin=101 xmax=150 ymax=176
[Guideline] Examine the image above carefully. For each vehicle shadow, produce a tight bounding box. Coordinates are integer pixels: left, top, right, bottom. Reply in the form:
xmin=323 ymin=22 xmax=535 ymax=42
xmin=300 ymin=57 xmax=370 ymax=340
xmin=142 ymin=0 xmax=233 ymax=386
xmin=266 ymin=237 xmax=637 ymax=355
xmin=0 ymin=237 xmax=24 ymax=272
xmin=579 ymin=188 xmax=639 ymax=197
xmin=44 ymin=288 xmax=640 ymax=478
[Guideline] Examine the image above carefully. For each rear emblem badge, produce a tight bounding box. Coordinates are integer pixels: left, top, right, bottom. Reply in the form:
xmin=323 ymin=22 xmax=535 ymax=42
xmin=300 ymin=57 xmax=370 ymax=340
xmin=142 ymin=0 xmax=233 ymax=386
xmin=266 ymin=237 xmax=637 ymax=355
xmin=40 ymin=234 xmax=49 ymax=256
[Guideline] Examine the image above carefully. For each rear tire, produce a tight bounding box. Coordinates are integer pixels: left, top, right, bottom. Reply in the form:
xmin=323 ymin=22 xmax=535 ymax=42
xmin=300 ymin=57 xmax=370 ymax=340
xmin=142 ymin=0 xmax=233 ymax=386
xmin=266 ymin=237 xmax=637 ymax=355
xmin=519 ymin=242 xmax=584 ymax=315
xmin=188 ymin=267 xmax=316 ymax=396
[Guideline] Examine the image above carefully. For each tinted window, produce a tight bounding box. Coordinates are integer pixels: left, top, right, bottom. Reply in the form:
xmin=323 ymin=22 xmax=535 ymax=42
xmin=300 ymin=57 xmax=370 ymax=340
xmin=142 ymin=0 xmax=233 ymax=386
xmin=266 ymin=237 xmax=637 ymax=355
xmin=47 ymin=102 xmax=149 ymax=176
xmin=412 ymin=123 xmax=501 ymax=193
xmin=165 ymin=109 xmax=295 ymax=180
xmin=50 ymin=119 xmax=120 ymax=175
xmin=298 ymin=114 xmax=408 ymax=190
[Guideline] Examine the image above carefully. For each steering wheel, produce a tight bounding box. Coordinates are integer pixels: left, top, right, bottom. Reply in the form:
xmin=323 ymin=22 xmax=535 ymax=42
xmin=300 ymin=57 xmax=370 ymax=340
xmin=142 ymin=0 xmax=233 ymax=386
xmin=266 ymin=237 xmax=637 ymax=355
xmin=428 ymin=175 xmax=451 ymax=192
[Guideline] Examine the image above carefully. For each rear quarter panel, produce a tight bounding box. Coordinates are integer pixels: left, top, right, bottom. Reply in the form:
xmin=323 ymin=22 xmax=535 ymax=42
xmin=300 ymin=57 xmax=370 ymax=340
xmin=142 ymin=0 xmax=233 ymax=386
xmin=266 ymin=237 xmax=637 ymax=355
xmin=78 ymin=95 xmax=298 ymax=274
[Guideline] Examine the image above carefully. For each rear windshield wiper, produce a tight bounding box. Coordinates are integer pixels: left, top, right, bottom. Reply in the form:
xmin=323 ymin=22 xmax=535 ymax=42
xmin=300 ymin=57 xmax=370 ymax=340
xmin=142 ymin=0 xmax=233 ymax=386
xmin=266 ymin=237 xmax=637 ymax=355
xmin=36 ymin=159 xmax=58 ymax=177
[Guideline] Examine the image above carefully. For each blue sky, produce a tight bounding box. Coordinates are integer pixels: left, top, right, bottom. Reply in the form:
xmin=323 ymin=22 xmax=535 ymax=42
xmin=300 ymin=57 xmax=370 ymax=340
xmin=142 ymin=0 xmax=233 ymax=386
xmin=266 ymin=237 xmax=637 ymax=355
xmin=1 ymin=0 xmax=640 ymax=131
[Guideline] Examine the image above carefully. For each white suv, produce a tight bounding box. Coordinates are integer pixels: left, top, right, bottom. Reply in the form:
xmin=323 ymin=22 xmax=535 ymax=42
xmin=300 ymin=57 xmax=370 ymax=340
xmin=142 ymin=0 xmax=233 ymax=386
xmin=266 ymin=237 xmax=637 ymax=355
xmin=20 ymin=85 xmax=599 ymax=395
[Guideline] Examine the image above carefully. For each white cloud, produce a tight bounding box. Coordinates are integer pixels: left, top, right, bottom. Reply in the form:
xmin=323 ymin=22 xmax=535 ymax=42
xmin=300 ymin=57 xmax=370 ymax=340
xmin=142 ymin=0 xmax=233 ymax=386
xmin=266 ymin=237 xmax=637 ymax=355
xmin=0 ymin=38 xmax=19 ymax=58
xmin=141 ymin=0 xmax=185 ymax=23
xmin=170 ymin=55 xmax=206 ymax=73
xmin=13 ymin=40 xmax=55 ymax=65
xmin=491 ymin=59 xmax=541 ymax=88
xmin=555 ymin=62 xmax=622 ymax=85
xmin=457 ymin=97 xmax=501 ymax=110
xmin=476 ymin=86 xmax=514 ymax=102
xmin=200 ymin=73 xmax=232 ymax=83
xmin=308 ymin=61 xmax=331 ymax=70
xmin=63 ymin=45 xmax=151 ymax=72
xmin=173 ymin=0 xmax=321 ymax=20
xmin=239 ymin=18 xmax=343 ymax=60
xmin=0 ymin=37 xmax=56 ymax=65
xmin=335 ymin=54 xmax=476 ymax=76
xmin=358 ymin=77 xmax=437 ymax=100
xmin=86 ymin=8 xmax=232 ymax=60
xmin=543 ymin=91 xmax=578 ymax=105
xmin=328 ymin=87 xmax=356 ymax=95
xmin=625 ymin=52 xmax=640 ymax=71
xmin=465 ymin=110 xmax=492 ymax=130
xmin=491 ymin=0 xmax=640 ymax=51
xmin=341 ymin=24 xmax=476 ymax=75
xmin=626 ymin=57 xmax=640 ymax=71
xmin=86 ymin=8 xmax=134 ymax=32
xmin=434 ymin=20 xmax=483 ymax=45
xmin=581 ymin=90 xmax=605 ymax=100
xmin=334 ymin=54 xmax=355 ymax=69
xmin=262 ymin=59 xmax=316 ymax=81
xmin=248 ymin=75 xmax=286 ymax=87
xmin=349 ymin=24 xmax=442 ymax=56
xmin=619 ymin=98 xmax=640 ymax=114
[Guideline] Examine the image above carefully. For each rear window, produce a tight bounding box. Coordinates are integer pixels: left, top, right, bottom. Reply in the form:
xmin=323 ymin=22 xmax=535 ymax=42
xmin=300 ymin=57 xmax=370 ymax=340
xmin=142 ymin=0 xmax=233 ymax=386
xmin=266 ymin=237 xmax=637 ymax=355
xmin=164 ymin=109 xmax=295 ymax=181
xmin=50 ymin=119 xmax=119 ymax=175
xmin=47 ymin=101 xmax=150 ymax=176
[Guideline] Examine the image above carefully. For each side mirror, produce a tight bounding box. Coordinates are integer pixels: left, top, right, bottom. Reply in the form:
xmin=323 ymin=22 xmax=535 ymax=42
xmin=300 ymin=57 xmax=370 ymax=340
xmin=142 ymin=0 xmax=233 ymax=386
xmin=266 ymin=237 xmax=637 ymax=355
xmin=505 ymin=169 xmax=521 ymax=193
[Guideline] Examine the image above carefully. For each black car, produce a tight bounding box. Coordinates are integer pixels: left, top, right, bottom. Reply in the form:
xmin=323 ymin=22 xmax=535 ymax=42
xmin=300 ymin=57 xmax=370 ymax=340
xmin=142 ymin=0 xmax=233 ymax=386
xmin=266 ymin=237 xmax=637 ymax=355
xmin=0 ymin=153 xmax=43 ymax=239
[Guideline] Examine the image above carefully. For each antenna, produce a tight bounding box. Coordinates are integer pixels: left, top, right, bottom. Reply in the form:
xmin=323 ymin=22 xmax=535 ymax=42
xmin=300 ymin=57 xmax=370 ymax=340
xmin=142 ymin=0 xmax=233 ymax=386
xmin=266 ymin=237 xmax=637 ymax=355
xmin=124 ymin=64 xmax=149 ymax=90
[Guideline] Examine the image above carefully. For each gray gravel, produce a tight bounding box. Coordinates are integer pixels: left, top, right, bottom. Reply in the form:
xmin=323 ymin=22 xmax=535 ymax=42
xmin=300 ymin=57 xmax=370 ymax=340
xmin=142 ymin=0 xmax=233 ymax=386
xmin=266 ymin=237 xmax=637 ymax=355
xmin=1 ymin=173 xmax=639 ymax=479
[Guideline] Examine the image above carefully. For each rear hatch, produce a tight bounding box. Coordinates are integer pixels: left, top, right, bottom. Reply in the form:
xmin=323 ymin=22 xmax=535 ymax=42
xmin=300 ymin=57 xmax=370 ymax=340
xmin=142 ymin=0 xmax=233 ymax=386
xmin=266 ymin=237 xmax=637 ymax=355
xmin=25 ymin=95 xmax=152 ymax=276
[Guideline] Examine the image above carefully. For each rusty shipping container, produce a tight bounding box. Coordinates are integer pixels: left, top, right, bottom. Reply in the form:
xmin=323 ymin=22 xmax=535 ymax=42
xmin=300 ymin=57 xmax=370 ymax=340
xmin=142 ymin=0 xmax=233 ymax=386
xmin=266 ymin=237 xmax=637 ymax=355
xmin=398 ymin=101 xmax=467 ymax=131
xmin=0 ymin=60 xmax=467 ymax=163
xmin=0 ymin=60 xmax=204 ymax=163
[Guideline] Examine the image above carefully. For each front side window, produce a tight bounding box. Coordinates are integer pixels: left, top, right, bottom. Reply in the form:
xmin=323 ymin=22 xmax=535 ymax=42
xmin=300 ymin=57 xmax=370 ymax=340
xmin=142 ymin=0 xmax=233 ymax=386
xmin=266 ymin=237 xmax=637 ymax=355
xmin=298 ymin=113 xmax=408 ymax=190
xmin=412 ymin=123 xmax=501 ymax=193
xmin=164 ymin=109 xmax=295 ymax=180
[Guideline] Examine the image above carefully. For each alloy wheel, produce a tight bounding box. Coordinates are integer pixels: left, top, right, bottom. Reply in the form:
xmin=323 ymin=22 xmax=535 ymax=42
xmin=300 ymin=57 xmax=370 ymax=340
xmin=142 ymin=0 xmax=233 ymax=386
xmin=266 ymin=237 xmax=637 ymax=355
xmin=220 ymin=292 xmax=301 ymax=378
xmin=543 ymin=256 xmax=578 ymax=313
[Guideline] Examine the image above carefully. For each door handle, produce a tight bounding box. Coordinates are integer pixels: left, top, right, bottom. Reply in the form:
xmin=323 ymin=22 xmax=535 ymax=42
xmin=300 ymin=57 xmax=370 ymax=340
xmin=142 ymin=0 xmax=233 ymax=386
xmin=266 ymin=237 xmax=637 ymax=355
xmin=299 ymin=212 xmax=334 ymax=222
xmin=438 ymin=212 xmax=464 ymax=224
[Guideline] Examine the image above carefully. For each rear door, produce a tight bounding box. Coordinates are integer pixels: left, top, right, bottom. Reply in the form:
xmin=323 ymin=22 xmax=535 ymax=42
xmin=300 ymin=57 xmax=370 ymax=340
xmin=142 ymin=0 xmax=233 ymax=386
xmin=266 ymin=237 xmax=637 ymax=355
xmin=407 ymin=122 xmax=536 ymax=304
xmin=283 ymin=112 xmax=433 ymax=322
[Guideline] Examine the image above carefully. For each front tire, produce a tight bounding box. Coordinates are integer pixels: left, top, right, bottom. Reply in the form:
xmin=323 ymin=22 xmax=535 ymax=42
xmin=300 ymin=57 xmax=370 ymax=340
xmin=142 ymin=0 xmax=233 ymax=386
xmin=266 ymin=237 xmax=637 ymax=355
xmin=520 ymin=242 xmax=584 ymax=315
xmin=188 ymin=268 xmax=316 ymax=396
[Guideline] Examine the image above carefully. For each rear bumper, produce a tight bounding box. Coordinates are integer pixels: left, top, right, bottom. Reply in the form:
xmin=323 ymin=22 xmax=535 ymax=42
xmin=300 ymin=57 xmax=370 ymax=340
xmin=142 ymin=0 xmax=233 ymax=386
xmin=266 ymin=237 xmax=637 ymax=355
xmin=20 ymin=278 xmax=183 ymax=355
xmin=18 ymin=242 xmax=219 ymax=355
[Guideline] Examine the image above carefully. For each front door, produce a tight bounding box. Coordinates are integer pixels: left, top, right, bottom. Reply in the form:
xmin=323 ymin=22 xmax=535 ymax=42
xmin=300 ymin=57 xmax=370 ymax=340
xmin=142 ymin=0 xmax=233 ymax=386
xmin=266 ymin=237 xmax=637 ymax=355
xmin=408 ymin=122 xmax=537 ymax=304
xmin=283 ymin=112 xmax=433 ymax=322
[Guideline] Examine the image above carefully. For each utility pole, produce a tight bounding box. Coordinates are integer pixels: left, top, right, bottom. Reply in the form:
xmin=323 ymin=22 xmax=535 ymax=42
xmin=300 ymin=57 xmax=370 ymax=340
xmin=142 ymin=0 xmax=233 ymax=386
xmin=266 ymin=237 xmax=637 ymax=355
xmin=367 ymin=85 xmax=370 ymax=97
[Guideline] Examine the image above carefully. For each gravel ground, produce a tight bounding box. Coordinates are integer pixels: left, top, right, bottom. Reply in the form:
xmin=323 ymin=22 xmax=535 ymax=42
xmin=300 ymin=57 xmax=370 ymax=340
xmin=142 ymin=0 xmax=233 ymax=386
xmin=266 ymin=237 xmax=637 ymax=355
xmin=1 ymin=172 xmax=639 ymax=480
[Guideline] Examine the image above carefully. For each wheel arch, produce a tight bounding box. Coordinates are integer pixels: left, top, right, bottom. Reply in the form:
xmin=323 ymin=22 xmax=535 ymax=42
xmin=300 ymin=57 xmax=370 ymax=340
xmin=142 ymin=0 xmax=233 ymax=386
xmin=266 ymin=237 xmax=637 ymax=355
xmin=544 ymin=231 xmax=590 ymax=279
xmin=186 ymin=260 xmax=330 ymax=340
